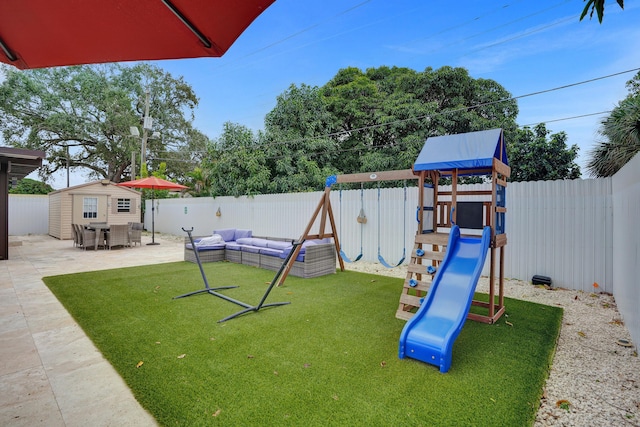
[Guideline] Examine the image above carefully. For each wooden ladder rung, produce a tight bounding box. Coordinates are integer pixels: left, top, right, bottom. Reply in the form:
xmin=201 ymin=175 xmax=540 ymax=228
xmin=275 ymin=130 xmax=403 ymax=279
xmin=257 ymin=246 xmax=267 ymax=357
xmin=414 ymin=233 xmax=450 ymax=246
xmin=407 ymin=264 xmax=437 ymax=276
xmin=395 ymin=309 xmax=414 ymax=321
xmin=412 ymin=250 xmax=445 ymax=261
xmin=402 ymin=279 xmax=430 ymax=292
xmin=399 ymin=294 xmax=423 ymax=307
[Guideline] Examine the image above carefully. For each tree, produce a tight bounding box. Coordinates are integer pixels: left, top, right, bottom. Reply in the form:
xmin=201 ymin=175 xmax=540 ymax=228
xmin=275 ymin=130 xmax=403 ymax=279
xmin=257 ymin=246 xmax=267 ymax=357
xmin=586 ymin=97 xmax=640 ymax=177
xmin=185 ymin=167 xmax=212 ymax=197
xmin=262 ymin=83 xmax=339 ymax=193
xmin=321 ymin=66 xmax=431 ymax=174
xmin=206 ymin=122 xmax=271 ymax=197
xmin=508 ymin=124 xmax=581 ymax=182
xmin=0 ymin=63 xmax=206 ymax=184
xmin=586 ymin=71 xmax=640 ymax=177
xmin=321 ymin=65 xmax=518 ymax=175
xmin=8 ymin=178 xmax=54 ymax=194
xmin=194 ymin=65 xmax=519 ymax=196
xmin=580 ymin=0 xmax=624 ymax=23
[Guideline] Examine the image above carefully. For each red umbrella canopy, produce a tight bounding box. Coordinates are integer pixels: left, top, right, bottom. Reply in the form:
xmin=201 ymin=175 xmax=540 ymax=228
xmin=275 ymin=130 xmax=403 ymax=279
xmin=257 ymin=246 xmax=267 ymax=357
xmin=117 ymin=176 xmax=188 ymax=191
xmin=0 ymin=0 xmax=275 ymax=69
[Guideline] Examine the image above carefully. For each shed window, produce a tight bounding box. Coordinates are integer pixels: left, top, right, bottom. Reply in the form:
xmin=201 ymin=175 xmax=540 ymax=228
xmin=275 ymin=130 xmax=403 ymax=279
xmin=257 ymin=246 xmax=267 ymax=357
xmin=83 ymin=197 xmax=98 ymax=219
xmin=117 ymin=198 xmax=131 ymax=213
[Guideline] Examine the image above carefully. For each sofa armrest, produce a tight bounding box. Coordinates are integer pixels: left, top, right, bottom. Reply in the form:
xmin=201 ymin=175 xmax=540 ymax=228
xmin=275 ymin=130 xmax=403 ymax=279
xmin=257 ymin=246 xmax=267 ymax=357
xmin=305 ymin=242 xmax=336 ymax=258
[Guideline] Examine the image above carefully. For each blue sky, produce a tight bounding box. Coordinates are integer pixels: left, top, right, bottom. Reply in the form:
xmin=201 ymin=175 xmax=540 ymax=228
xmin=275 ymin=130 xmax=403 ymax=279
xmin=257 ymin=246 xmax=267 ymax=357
xmin=42 ymin=1 xmax=640 ymax=187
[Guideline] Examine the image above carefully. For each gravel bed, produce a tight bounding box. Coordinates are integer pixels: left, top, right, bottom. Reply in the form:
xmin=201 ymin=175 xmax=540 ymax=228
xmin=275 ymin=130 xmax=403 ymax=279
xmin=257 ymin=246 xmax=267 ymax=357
xmin=343 ymin=262 xmax=640 ymax=427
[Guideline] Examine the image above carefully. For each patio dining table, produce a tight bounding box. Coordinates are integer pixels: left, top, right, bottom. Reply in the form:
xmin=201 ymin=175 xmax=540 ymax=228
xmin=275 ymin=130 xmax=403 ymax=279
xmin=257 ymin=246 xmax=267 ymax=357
xmin=85 ymin=223 xmax=110 ymax=250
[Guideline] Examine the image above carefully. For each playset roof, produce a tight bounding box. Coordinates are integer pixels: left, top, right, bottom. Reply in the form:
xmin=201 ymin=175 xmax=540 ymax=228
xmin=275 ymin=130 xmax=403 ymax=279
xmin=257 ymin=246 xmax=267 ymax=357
xmin=414 ymin=128 xmax=507 ymax=175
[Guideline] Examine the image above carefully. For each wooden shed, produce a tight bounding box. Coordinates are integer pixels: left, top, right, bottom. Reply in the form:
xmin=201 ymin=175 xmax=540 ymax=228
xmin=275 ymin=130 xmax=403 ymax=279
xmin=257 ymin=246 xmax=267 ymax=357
xmin=48 ymin=180 xmax=141 ymax=240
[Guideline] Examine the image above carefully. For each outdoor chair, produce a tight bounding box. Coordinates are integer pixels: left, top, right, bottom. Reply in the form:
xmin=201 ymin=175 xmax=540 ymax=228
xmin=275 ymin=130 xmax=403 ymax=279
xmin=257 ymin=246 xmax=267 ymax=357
xmin=71 ymin=224 xmax=80 ymax=247
xmin=73 ymin=224 xmax=85 ymax=249
xmin=128 ymin=222 xmax=143 ymax=246
xmin=106 ymin=224 xmax=130 ymax=249
xmin=82 ymin=227 xmax=98 ymax=251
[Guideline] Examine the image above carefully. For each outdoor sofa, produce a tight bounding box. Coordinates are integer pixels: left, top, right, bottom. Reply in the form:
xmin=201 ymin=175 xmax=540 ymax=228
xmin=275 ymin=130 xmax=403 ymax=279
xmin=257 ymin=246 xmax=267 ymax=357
xmin=184 ymin=228 xmax=336 ymax=278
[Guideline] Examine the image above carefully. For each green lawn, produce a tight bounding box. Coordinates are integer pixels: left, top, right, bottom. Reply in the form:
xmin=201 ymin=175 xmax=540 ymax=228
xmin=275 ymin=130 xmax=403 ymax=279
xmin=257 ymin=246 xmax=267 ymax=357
xmin=44 ymin=262 xmax=562 ymax=426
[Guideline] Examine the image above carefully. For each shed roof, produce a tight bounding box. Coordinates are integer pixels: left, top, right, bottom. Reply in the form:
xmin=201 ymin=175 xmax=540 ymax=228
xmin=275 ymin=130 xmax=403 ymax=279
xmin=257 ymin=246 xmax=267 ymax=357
xmin=414 ymin=128 xmax=507 ymax=174
xmin=48 ymin=180 xmax=140 ymax=195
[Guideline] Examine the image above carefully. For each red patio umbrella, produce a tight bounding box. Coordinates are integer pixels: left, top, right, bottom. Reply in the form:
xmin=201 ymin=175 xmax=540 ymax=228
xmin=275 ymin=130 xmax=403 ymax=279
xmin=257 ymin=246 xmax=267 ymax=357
xmin=0 ymin=0 xmax=275 ymax=69
xmin=118 ymin=177 xmax=187 ymax=245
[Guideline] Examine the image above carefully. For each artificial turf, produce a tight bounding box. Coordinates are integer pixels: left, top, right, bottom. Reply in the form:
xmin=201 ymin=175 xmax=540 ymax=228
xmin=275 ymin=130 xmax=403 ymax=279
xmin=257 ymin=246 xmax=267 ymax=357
xmin=44 ymin=262 xmax=562 ymax=426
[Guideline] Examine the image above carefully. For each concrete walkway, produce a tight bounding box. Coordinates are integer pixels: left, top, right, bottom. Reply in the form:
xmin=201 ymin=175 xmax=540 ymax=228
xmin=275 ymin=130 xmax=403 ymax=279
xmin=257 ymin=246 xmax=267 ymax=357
xmin=1 ymin=233 xmax=185 ymax=426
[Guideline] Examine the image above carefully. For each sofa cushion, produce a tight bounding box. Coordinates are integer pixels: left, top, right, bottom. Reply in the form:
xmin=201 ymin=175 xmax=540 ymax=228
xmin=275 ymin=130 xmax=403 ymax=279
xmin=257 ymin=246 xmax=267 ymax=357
xmin=278 ymin=250 xmax=305 ymax=262
xmin=236 ymin=237 xmax=270 ymax=247
xmin=303 ymin=238 xmax=331 ymax=247
xmin=278 ymin=246 xmax=305 ymax=262
xmin=259 ymin=247 xmax=283 ymax=257
xmin=196 ymin=234 xmax=224 ymax=246
xmin=185 ymin=242 xmax=225 ymax=251
xmin=234 ymin=229 xmax=253 ymax=240
xmin=214 ymin=228 xmax=236 ymax=242
xmin=275 ymin=239 xmax=332 ymax=260
xmin=239 ymin=244 xmax=260 ymax=254
xmin=266 ymin=240 xmax=293 ymax=250
xmin=224 ymin=242 xmax=242 ymax=251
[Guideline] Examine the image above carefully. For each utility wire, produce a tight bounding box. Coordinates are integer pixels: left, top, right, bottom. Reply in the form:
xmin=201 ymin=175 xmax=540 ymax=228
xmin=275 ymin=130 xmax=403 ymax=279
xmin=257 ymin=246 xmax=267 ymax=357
xmin=201 ymin=1 xmax=606 ymax=132
xmin=151 ymin=108 xmax=619 ymax=165
xmin=407 ymin=0 xmax=570 ymax=55
xmin=458 ymin=15 xmax=576 ymax=57
xmin=520 ymin=110 xmax=611 ymax=127
xmin=211 ymin=0 xmax=373 ymax=72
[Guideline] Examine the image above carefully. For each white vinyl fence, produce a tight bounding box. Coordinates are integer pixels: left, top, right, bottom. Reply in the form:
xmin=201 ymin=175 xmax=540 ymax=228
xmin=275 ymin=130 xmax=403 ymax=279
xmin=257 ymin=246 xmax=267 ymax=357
xmin=611 ymin=153 xmax=640 ymax=351
xmin=7 ymin=194 xmax=48 ymax=235
xmin=149 ymin=178 xmax=614 ymax=294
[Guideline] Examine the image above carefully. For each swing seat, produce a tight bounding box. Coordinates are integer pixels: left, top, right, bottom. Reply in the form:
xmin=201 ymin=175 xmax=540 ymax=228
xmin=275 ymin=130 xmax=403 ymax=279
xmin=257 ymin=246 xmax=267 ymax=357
xmin=340 ymin=249 xmax=363 ymax=263
xmin=378 ymin=252 xmax=406 ymax=269
xmin=375 ymin=184 xmax=408 ymax=269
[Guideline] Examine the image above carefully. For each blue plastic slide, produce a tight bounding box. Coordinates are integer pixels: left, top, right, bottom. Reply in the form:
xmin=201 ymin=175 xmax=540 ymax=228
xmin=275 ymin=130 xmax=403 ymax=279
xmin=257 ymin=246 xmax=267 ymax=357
xmin=398 ymin=225 xmax=491 ymax=373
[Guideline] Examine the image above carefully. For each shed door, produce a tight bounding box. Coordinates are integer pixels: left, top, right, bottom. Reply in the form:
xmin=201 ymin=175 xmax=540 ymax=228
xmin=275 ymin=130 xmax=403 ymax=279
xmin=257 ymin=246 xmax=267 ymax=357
xmin=72 ymin=194 xmax=109 ymax=223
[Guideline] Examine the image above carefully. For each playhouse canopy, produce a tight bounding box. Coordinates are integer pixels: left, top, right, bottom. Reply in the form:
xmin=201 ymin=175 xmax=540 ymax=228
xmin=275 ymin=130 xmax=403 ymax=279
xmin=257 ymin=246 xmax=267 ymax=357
xmin=414 ymin=128 xmax=507 ymax=174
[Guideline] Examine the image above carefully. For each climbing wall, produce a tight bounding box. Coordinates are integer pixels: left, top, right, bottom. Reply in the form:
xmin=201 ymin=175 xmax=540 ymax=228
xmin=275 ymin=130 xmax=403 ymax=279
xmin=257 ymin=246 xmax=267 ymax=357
xmin=395 ymin=232 xmax=449 ymax=321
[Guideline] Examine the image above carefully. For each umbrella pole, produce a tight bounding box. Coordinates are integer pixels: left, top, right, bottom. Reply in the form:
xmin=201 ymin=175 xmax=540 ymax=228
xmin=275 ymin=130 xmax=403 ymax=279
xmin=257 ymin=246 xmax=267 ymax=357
xmin=148 ymin=190 xmax=159 ymax=245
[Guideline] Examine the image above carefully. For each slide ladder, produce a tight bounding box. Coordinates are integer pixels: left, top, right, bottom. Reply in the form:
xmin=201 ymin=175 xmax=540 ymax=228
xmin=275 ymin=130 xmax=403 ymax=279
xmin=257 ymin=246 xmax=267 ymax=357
xmin=395 ymin=232 xmax=448 ymax=321
xmin=398 ymin=225 xmax=491 ymax=373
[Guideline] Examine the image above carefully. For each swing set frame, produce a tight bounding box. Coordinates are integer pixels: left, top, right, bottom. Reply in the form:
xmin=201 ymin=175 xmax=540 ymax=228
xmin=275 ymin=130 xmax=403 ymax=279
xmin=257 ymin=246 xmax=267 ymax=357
xmin=284 ymin=162 xmax=507 ymax=324
xmin=277 ymin=169 xmax=417 ymax=286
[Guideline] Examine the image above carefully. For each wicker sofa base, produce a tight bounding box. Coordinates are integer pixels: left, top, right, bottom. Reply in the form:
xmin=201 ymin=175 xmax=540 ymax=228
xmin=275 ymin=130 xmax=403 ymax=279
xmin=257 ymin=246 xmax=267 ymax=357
xmin=242 ymin=251 xmax=261 ymax=267
xmin=184 ymin=247 xmax=225 ymax=263
xmin=184 ymin=242 xmax=336 ymax=278
xmin=258 ymin=244 xmax=336 ymax=278
xmin=225 ymin=249 xmax=242 ymax=264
